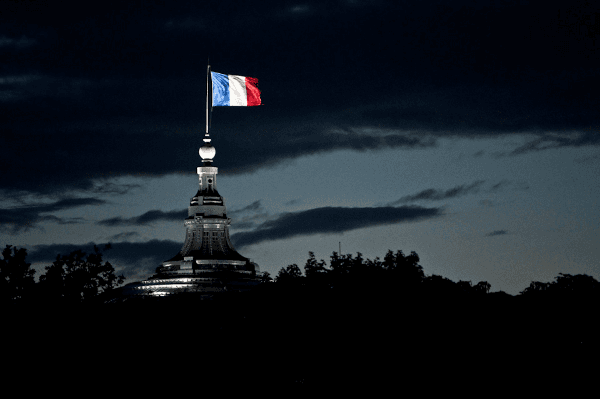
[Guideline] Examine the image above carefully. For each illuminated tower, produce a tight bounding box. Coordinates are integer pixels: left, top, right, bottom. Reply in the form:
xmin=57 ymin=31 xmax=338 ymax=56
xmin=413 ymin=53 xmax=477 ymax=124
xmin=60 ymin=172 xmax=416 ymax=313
xmin=123 ymin=133 xmax=262 ymax=297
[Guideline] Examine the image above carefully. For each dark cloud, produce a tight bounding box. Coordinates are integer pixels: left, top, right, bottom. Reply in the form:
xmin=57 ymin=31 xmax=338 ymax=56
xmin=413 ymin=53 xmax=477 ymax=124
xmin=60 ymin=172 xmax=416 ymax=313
xmin=489 ymin=180 xmax=511 ymax=192
xmin=228 ymin=200 xmax=271 ymax=231
xmin=218 ymin=127 xmax=437 ymax=177
xmin=0 ymin=35 xmax=36 ymax=49
xmin=486 ymin=230 xmax=508 ymax=237
xmin=0 ymin=116 xmax=437 ymax=196
xmin=1 ymin=1 xmax=599 ymax=196
xmin=231 ymin=205 xmax=442 ymax=248
xmin=0 ymin=197 xmax=106 ymax=233
xmin=91 ymin=182 xmax=142 ymax=195
xmin=389 ymin=181 xmax=485 ymax=205
xmin=229 ymin=200 xmax=262 ymax=215
xmin=230 ymin=221 xmax=259 ymax=230
xmin=95 ymin=200 xmax=267 ymax=230
xmin=28 ymin=239 xmax=183 ymax=281
xmin=284 ymin=199 xmax=301 ymax=206
xmin=489 ymin=180 xmax=529 ymax=192
xmin=0 ymin=124 xmax=199 ymax=195
xmin=97 ymin=209 xmax=186 ymax=227
xmin=509 ymin=130 xmax=600 ymax=155
xmin=106 ymin=231 xmax=140 ymax=241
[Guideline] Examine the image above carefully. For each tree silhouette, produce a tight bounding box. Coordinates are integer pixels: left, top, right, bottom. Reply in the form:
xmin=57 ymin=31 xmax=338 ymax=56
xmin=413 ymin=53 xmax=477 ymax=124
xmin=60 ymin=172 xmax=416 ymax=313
xmin=520 ymin=280 xmax=551 ymax=295
xmin=275 ymin=264 xmax=303 ymax=283
xmin=423 ymin=274 xmax=457 ymax=296
xmin=383 ymin=250 xmax=424 ymax=280
xmin=260 ymin=271 xmax=272 ymax=283
xmin=328 ymin=251 xmax=358 ymax=275
xmin=303 ymin=251 xmax=328 ymax=279
xmin=0 ymin=245 xmax=36 ymax=304
xmin=551 ymin=273 xmax=599 ymax=294
xmin=474 ymin=281 xmax=491 ymax=294
xmin=39 ymin=244 xmax=124 ymax=304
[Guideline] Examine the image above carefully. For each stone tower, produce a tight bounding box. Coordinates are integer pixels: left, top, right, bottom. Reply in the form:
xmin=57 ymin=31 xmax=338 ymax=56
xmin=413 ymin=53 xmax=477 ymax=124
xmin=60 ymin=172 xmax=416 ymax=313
xmin=123 ymin=133 xmax=262 ymax=297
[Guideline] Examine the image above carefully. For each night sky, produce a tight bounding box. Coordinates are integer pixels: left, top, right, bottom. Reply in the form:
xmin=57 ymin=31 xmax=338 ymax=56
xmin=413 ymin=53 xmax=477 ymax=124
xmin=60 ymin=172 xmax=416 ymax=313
xmin=2 ymin=0 xmax=599 ymax=295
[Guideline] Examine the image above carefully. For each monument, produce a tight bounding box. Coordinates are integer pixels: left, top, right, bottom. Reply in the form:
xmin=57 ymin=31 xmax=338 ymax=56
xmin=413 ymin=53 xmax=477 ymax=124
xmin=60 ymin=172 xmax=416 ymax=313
xmin=121 ymin=65 xmax=264 ymax=297
xmin=122 ymin=133 xmax=264 ymax=297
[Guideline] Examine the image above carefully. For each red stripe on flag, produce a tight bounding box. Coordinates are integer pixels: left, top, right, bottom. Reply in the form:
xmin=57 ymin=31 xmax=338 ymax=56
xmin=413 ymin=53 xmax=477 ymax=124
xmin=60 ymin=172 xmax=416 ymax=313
xmin=245 ymin=77 xmax=261 ymax=106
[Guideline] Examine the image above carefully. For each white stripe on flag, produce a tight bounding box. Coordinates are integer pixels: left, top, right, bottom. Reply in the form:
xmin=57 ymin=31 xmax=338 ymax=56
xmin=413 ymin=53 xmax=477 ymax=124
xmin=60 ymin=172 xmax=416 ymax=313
xmin=228 ymin=75 xmax=247 ymax=106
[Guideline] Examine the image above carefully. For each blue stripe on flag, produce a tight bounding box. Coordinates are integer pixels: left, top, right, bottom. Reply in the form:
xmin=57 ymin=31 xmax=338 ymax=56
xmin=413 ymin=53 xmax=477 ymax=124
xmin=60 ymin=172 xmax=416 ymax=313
xmin=211 ymin=72 xmax=230 ymax=106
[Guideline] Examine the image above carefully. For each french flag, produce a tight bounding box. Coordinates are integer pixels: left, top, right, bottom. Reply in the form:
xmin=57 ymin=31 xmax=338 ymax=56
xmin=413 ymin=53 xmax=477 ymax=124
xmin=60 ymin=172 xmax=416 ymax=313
xmin=211 ymin=71 xmax=261 ymax=106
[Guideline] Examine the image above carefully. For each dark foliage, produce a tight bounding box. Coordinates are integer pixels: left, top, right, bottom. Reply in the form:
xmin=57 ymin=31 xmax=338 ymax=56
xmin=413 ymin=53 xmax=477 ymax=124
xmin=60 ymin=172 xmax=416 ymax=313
xmin=38 ymin=244 xmax=125 ymax=305
xmin=275 ymin=263 xmax=303 ymax=284
xmin=2 ymin=246 xmax=598 ymax=392
xmin=0 ymin=245 xmax=36 ymax=304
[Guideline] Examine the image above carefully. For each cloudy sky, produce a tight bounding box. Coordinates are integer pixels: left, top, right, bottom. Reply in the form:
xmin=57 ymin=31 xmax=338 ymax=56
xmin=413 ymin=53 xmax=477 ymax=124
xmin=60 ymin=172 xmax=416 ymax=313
xmin=2 ymin=0 xmax=599 ymax=294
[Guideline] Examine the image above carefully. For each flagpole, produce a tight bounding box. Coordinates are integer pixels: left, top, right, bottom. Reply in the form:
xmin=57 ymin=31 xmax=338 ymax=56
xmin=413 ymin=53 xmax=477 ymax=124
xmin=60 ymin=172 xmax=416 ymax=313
xmin=206 ymin=62 xmax=210 ymax=135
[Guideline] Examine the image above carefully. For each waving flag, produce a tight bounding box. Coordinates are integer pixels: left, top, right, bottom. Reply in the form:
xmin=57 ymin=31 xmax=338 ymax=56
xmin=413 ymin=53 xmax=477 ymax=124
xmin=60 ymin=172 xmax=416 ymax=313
xmin=211 ymin=72 xmax=261 ymax=106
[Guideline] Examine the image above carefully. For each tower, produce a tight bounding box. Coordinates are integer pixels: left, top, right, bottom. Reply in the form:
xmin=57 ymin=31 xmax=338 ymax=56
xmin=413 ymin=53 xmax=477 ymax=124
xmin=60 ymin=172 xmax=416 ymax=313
xmin=122 ymin=133 xmax=263 ymax=297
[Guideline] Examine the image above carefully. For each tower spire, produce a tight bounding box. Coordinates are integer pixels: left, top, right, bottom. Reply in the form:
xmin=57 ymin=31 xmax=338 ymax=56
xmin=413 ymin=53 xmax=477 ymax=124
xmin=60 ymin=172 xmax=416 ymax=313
xmin=119 ymin=61 xmax=262 ymax=298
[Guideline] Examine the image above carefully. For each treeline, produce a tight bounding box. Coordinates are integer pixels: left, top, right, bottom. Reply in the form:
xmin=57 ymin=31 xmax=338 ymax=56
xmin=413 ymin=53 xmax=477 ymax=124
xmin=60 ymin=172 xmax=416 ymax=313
xmin=2 ymin=242 xmax=599 ymax=315
xmin=272 ymin=249 xmax=600 ymax=302
xmin=235 ymin=250 xmax=598 ymax=388
xmin=0 ymin=244 xmax=124 ymax=306
xmin=272 ymin=250 xmax=493 ymax=297
xmin=2 ymin=245 xmax=596 ymax=390
xmin=265 ymin=249 xmax=599 ymax=345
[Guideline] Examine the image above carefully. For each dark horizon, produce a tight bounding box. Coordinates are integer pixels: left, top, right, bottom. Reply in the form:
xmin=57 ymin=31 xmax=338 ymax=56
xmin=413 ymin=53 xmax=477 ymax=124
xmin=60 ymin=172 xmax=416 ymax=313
xmin=2 ymin=241 xmax=595 ymax=392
